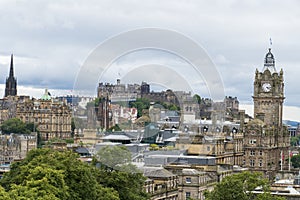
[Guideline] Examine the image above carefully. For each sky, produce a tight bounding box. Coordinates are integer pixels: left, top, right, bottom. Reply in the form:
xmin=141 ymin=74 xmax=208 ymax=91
xmin=0 ymin=0 xmax=300 ymax=120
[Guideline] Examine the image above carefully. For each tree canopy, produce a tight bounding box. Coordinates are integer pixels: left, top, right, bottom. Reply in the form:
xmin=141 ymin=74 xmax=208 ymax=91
xmin=290 ymin=135 xmax=300 ymax=146
xmin=96 ymin=145 xmax=131 ymax=169
xmin=129 ymin=98 xmax=151 ymax=118
xmin=0 ymin=118 xmax=34 ymax=134
xmin=204 ymin=171 xmax=285 ymax=200
xmin=0 ymin=148 xmax=148 ymax=200
xmin=0 ymin=149 xmax=120 ymax=200
xmin=95 ymin=145 xmax=149 ymax=200
xmin=291 ymin=154 xmax=300 ymax=168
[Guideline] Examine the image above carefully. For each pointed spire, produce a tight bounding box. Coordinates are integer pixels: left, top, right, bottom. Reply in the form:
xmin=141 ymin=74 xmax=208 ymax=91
xmin=4 ymin=54 xmax=17 ymax=97
xmin=9 ymin=54 xmax=14 ymax=78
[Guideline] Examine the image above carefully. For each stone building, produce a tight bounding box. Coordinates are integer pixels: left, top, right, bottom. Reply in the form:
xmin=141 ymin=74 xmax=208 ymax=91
xmin=0 ymin=96 xmax=30 ymax=124
xmin=143 ymin=166 xmax=178 ymax=200
xmin=0 ymin=133 xmax=37 ymax=165
xmin=15 ymin=90 xmax=72 ymax=140
xmin=176 ymin=168 xmax=216 ymax=200
xmin=74 ymin=128 xmax=103 ymax=144
xmin=243 ymin=48 xmax=290 ymax=180
xmin=176 ymin=129 xmax=244 ymax=167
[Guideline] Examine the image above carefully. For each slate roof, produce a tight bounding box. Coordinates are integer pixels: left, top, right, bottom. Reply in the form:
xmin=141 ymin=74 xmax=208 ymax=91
xmin=75 ymin=147 xmax=90 ymax=154
xmin=143 ymin=167 xmax=175 ymax=178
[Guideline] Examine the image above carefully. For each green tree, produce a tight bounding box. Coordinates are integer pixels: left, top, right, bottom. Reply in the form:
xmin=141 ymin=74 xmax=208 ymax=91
xmin=130 ymin=98 xmax=150 ymax=118
xmin=0 ymin=149 xmax=120 ymax=200
xmin=95 ymin=145 xmax=149 ymax=200
xmin=0 ymin=186 xmax=11 ymax=200
xmin=98 ymin=169 xmax=149 ymax=200
xmin=204 ymin=171 xmax=285 ymax=200
xmin=291 ymin=154 xmax=300 ymax=168
xmin=96 ymin=145 xmax=132 ymax=169
xmin=8 ymin=166 xmax=68 ymax=200
xmin=0 ymin=118 xmax=32 ymax=134
xmin=290 ymin=135 xmax=300 ymax=146
xmin=193 ymin=94 xmax=201 ymax=104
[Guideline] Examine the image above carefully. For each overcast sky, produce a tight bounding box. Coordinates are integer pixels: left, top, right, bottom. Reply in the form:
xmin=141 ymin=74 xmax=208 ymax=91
xmin=0 ymin=0 xmax=300 ymax=116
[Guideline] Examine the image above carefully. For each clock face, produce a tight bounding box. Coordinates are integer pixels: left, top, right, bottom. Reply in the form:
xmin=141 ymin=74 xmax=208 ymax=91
xmin=262 ymin=82 xmax=272 ymax=92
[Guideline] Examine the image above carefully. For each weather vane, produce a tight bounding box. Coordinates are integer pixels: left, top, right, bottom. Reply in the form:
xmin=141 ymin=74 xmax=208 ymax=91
xmin=269 ymin=38 xmax=272 ymax=47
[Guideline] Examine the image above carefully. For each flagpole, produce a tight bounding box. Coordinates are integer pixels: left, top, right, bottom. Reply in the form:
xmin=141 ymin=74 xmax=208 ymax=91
xmin=280 ymin=150 xmax=283 ymax=171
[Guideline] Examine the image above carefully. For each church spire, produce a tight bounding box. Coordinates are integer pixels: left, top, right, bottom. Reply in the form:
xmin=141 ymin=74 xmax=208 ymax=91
xmin=9 ymin=54 xmax=14 ymax=78
xmin=4 ymin=54 xmax=17 ymax=97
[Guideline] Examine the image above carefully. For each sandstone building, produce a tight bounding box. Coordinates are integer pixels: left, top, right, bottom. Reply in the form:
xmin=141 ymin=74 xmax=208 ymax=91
xmin=15 ymin=90 xmax=72 ymax=140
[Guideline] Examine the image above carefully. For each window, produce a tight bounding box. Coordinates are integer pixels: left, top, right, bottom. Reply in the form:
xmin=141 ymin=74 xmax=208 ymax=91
xmin=207 ymin=146 xmax=210 ymax=151
xmin=259 ymin=150 xmax=263 ymax=156
xmin=250 ymin=160 xmax=255 ymax=167
xmin=250 ymin=139 xmax=257 ymax=144
xmin=259 ymin=159 xmax=263 ymax=167
xmin=250 ymin=150 xmax=255 ymax=156
xmin=186 ymin=192 xmax=191 ymax=200
xmin=186 ymin=177 xmax=191 ymax=183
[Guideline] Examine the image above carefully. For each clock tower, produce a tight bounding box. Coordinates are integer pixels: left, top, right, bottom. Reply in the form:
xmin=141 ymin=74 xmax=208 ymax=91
xmin=243 ymin=48 xmax=290 ymax=180
xmin=253 ymin=48 xmax=284 ymax=127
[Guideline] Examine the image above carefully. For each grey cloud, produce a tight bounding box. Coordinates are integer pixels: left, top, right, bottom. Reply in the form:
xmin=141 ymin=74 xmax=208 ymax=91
xmin=0 ymin=0 xmax=299 ymax=107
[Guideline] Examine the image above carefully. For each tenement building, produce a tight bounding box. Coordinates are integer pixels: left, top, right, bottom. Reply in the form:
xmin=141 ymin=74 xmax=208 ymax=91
xmin=243 ymin=48 xmax=290 ymax=180
xmin=16 ymin=89 xmax=72 ymax=140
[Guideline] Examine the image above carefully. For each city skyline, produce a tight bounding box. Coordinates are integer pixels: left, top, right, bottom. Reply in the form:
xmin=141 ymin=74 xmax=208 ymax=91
xmin=0 ymin=1 xmax=300 ymax=120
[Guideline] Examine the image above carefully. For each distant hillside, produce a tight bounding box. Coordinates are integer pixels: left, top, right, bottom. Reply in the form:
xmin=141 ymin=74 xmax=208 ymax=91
xmin=283 ymin=120 xmax=299 ymax=127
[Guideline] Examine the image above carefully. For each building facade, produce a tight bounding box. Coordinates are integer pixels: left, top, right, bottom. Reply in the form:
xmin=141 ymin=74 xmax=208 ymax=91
xmin=0 ymin=133 xmax=37 ymax=165
xmin=15 ymin=90 xmax=72 ymax=140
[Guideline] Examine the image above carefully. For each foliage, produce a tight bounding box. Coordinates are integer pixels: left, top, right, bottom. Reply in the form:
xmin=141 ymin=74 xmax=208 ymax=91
xmin=37 ymin=132 xmax=43 ymax=148
xmin=157 ymin=101 xmax=180 ymax=111
xmin=0 ymin=149 xmax=120 ymax=200
xmin=130 ymin=98 xmax=180 ymax=118
xmin=193 ymin=94 xmax=201 ymax=104
xmin=107 ymin=124 xmax=122 ymax=132
xmin=8 ymin=166 xmax=68 ymax=200
xmin=0 ymin=186 xmax=11 ymax=199
xmin=65 ymin=138 xmax=74 ymax=144
xmin=130 ymin=98 xmax=150 ymax=118
xmin=86 ymin=97 xmax=107 ymax=108
xmin=290 ymin=135 xmax=300 ymax=146
xmin=95 ymin=145 xmax=149 ymax=200
xmin=149 ymin=143 xmax=159 ymax=151
xmin=0 ymin=118 xmax=33 ymax=134
xmin=204 ymin=171 xmax=284 ymax=200
xmin=291 ymin=154 xmax=300 ymax=168
xmin=96 ymin=145 xmax=132 ymax=169
xmin=98 ymin=169 xmax=149 ymax=200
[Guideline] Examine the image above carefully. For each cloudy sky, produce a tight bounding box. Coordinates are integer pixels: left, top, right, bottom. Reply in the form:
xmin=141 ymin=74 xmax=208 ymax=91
xmin=0 ymin=0 xmax=300 ymax=120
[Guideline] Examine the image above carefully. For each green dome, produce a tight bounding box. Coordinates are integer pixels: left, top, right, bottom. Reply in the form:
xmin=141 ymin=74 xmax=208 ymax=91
xmin=41 ymin=89 xmax=51 ymax=100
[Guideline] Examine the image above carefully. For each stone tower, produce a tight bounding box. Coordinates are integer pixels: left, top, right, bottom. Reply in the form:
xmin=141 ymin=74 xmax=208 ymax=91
xmin=253 ymin=48 xmax=284 ymax=127
xmin=243 ymin=48 xmax=290 ymax=180
xmin=5 ymin=54 xmax=17 ymax=97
